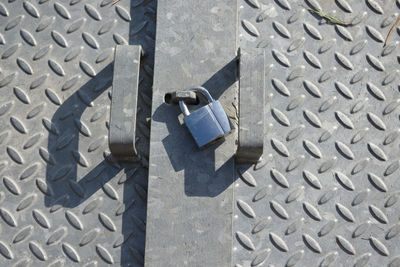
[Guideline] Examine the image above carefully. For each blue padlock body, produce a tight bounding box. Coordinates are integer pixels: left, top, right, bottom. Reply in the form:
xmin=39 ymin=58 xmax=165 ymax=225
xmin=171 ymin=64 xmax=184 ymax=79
xmin=209 ymin=101 xmax=231 ymax=134
xmin=184 ymin=100 xmax=231 ymax=148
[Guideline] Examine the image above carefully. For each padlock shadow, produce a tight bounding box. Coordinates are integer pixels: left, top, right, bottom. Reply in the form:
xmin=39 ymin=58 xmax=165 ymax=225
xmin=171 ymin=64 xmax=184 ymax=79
xmin=151 ymin=57 xmax=238 ymax=197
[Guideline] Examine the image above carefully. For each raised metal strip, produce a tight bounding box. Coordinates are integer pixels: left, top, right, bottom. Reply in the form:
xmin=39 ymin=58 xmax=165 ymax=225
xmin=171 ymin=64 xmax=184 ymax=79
xmin=145 ymin=0 xmax=238 ymax=266
xmin=109 ymin=45 xmax=141 ymax=161
xmin=236 ymin=48 xmax=265 ymax=163
xmin=234 ymin=0 xmax=400 ymax=266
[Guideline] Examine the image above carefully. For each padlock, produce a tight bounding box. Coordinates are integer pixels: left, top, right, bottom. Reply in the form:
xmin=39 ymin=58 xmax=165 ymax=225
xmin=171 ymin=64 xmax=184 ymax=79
xmin=179 ymin=86 xmax=231 ymax=148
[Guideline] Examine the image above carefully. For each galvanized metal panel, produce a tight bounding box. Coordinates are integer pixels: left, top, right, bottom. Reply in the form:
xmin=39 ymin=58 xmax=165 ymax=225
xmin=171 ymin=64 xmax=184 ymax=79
xmin=235 ymin=0 xmax=400 ymax=266
xmin=0 ymin=0 xmax=155 ymax=265
xmin=145 ymin=0 xmax=238 ymax=266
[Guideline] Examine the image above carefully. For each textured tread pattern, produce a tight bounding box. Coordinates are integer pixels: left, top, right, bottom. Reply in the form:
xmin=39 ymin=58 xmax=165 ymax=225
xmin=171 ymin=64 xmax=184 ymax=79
xmin=0 ymin=0 xmax=155 ymax=265
xmin=235 ymin=0 xmax=400 ymax=266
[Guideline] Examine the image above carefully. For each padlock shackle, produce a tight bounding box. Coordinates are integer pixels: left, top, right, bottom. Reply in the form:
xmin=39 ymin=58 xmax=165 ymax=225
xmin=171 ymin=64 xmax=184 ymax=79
xmin=179 ymin=86 xmax=214 ymax=116
xmin=179 ymin=100 xmax=191 ymax=116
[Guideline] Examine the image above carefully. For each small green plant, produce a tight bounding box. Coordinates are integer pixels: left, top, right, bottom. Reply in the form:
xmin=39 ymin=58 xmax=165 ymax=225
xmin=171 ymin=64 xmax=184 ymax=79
xmin=308 ymin=8 xmax=352 ymax=26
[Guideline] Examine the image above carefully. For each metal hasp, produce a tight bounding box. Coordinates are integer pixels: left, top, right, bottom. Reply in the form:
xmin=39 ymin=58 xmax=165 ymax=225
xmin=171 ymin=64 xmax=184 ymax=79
xmin=236 ymin=48 xmax=265 ymax=163
xmin=145 ymin=0 xmax=237 ymax=266
xmin=164 ymin=90 xmax=199 ymax=105
xmin=180 ymin=87 xmax=231 ymax=148
xmin=109 ymin=45 xmax=142 ymax=161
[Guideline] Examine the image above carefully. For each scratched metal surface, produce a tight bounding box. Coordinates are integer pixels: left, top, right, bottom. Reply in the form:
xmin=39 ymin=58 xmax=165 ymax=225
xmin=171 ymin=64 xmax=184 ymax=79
xmin=0 ymin=0 xmax=155 ymax=266
xmin=235 ymin=0 xmax=400 ymax=266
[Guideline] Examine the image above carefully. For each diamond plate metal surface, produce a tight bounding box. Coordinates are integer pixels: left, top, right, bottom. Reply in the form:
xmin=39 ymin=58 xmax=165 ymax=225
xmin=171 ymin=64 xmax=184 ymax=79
xmin=0 ymin=0 xmax=155 ymax=266
xmin=235 ymin=0 xmax=400 ymax=266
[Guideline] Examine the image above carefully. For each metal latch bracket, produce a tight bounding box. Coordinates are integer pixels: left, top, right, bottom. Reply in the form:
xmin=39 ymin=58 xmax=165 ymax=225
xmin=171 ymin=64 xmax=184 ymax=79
xmin=109 ymin=45 xmax=142 ymax=161
xmin=236 ymin=48 xmax=265 ymax=163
